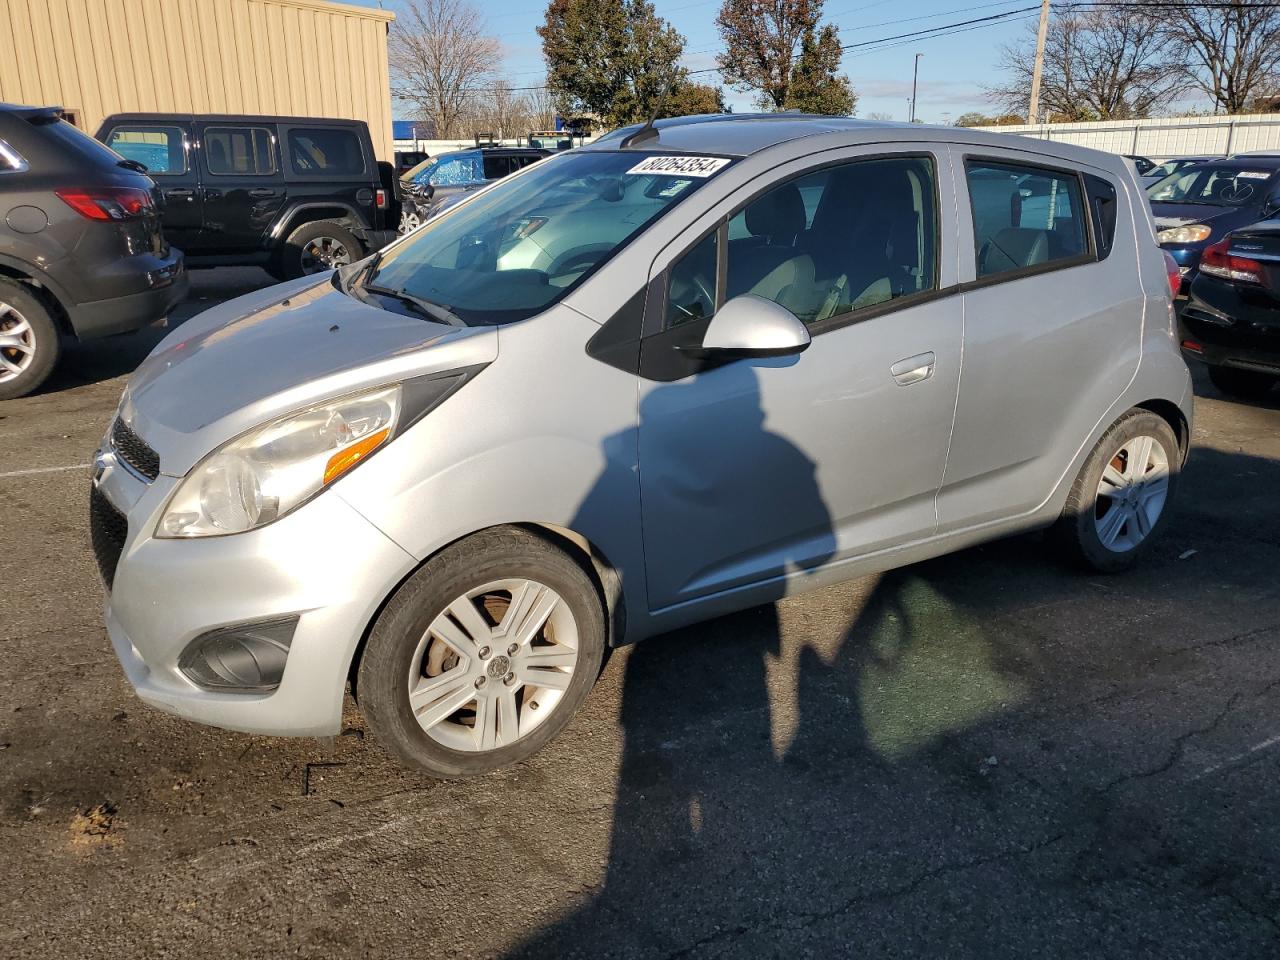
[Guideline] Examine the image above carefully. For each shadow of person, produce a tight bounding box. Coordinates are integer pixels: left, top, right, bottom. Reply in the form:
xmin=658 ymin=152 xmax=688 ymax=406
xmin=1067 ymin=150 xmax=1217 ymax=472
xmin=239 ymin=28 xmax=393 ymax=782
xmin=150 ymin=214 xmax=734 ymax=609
xmin=511 ymin=361 xmax=837 ymax=958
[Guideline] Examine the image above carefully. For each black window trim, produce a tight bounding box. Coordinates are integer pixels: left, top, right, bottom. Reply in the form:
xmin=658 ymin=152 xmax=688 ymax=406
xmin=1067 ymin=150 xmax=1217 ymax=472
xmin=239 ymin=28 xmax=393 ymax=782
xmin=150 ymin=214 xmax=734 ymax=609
xmin=647 ymin=149 xmax=946 ymax=341
xmin=104 ymin=123 xmax=189 ymax=176
xmin=201 ymin=123 xmax=278 ymax=177
xmin=960 ymin=152 xmax=1098 ymax=293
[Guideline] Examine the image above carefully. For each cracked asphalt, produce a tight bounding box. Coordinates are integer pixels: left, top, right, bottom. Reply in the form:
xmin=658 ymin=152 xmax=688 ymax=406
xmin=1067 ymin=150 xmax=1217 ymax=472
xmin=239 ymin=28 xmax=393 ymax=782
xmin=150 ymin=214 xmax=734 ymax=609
xmin=2 ymin=268 xmax=1279 ymax=958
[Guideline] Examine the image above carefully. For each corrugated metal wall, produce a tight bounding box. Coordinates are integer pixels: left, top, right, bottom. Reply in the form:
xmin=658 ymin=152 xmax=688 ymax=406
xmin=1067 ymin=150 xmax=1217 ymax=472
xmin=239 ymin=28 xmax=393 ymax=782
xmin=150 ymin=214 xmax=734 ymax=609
xmin=0 ymin=0 xmax=394 ymax=159
xmin=993 ymin=114 xmax=1280 ymax=162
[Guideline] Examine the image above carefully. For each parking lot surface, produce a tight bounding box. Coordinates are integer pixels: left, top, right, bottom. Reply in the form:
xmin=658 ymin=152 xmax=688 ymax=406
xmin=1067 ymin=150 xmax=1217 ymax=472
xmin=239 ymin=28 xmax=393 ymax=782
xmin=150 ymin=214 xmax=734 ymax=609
xmin=2 ymin=271 xmax=1279 ymax=958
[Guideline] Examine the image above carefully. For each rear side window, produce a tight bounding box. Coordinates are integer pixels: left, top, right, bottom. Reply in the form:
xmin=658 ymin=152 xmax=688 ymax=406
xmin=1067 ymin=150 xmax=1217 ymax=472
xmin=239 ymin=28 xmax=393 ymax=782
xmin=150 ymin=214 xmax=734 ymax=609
xmin=483 ymin=154 xmax=512 ymax=180
xmin=204 ymin=126 xmax=276 ymax=176
xmin=106 ymin=126 xmax=186 ymax=174
xmin=0 ymin=139 xmax=24 ymax=172
xmin=966 ymin=161 xmax=1088 ymax=278
xmin=288 ymin=127 xmax=365 ymax=176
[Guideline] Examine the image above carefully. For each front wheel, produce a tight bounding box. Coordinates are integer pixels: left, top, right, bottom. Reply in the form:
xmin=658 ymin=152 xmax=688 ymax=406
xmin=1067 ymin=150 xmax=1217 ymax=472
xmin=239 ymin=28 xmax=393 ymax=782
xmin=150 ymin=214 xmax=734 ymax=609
xmin=357 ymin=527 xmax=606 ymax=777
xmin=1053 ymin=410 xmax=1180 ymax=573
xmin=1207 ymin=364 xmax=1277 ymax=400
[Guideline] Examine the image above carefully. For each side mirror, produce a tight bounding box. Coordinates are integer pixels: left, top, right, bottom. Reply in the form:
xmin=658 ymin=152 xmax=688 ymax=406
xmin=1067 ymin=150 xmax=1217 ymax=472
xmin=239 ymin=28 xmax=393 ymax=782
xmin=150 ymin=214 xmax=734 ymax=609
xmin=683 ymin=295 xmax=811 ymax=358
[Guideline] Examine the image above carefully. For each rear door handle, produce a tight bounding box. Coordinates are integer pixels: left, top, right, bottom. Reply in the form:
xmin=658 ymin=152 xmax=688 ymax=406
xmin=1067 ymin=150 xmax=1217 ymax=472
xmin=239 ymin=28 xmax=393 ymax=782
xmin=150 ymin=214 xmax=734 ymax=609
xmin=890 ymin=352 xmax=935 ymax=386
xmin=203 ymin=189 xmax=223 ymax=200
xmin=248 ymin=188 xmax=278 ymax=198
xmin=165 ymin=188 xmax=195 ymax=201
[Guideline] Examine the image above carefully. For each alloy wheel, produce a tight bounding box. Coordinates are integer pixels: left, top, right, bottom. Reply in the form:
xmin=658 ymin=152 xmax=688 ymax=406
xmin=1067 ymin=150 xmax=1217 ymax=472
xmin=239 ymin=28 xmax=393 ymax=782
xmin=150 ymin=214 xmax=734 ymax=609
xmin=1094 ymin=434 xmax=1171 ymax=552
xmin=299 ymin=236 xmax=352 ymax=273
xmin=407 ymin=578 xmax=580 ymax=752
xmin=0 ymin=303 xmax=35 ymax=384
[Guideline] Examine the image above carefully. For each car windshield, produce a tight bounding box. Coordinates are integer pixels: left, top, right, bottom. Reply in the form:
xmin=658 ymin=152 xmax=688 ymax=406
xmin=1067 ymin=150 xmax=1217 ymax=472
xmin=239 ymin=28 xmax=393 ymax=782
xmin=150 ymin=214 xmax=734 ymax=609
xmin=365 ymin=150 xmax=733 ymax=325
xmin=1147 ymin=165 xmax=1274 ymax=206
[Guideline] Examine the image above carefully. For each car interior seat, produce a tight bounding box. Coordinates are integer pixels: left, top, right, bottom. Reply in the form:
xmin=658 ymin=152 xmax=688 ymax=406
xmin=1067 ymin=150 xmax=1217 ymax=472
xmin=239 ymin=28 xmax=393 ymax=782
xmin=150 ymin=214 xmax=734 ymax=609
xmin=726 ymin=182 xmax=816 ymax=316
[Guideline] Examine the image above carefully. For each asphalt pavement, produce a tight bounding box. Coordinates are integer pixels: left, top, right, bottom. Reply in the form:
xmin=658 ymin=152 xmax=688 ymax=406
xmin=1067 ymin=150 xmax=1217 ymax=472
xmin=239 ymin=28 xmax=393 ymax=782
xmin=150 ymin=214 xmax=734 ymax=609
xmin=1 ymin=270 xmax=1278 ymax=958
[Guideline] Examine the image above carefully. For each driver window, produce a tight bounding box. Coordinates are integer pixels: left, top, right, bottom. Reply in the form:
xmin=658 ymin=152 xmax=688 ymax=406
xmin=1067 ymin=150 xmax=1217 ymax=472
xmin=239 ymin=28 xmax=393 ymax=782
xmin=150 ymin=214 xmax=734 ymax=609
xmin=666 ymin=230 xmax=718 ymax=328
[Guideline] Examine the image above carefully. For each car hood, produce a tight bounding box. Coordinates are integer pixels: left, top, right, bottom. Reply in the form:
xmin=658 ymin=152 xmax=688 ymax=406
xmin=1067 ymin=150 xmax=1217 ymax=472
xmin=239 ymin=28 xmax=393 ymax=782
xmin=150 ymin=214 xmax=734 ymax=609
xmin=119 ymin=273 xmax=499 ymax=476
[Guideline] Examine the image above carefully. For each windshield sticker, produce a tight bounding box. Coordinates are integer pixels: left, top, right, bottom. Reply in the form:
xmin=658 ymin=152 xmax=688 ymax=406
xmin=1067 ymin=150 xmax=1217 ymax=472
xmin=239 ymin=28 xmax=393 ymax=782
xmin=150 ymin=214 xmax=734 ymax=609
xmin=1237 ymin=171 xmax=1271 ymax=179
xmin=626 ymin=155 xmax=731 ymax=178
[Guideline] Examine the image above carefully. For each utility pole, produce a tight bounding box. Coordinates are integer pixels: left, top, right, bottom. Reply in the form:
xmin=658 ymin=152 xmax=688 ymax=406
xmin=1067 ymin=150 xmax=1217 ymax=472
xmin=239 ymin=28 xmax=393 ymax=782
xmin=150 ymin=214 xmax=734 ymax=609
xmin=1028 ymin=0 xmax=1051 ymax=123
xmin=910 ymin=53 xmax=923 ymax=123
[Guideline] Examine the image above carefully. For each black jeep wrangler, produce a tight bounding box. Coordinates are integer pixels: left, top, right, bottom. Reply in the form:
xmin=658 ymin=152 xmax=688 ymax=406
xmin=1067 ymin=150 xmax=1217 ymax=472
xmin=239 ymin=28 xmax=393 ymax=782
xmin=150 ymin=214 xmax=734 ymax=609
xmin=96 ymin=113 xmax=399 ymax=279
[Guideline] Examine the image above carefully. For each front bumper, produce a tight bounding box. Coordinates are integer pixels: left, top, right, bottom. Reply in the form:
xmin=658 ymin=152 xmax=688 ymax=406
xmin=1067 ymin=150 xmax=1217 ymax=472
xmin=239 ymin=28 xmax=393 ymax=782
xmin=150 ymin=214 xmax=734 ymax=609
xmin=93 ymin=446 xmax=416 ymax=736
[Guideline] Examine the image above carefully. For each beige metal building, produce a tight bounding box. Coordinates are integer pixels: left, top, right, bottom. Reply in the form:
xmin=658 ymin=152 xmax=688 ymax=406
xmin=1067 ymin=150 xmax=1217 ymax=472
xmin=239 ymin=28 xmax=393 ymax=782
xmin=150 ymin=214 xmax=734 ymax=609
xmin=0 ymin=0 xmax=395 ymax=159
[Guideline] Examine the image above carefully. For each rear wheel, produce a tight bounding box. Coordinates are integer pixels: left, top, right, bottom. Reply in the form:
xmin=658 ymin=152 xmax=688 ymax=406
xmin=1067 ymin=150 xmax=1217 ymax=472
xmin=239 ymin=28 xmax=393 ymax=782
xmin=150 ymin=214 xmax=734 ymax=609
xmin=1207 ymin=364 xmax=1277 ymax=400
xmin=0 ymin=278 xmax=60 ymax=401
xmin=1053 ymin=410 xmax=1180 ymax=573
xmin=276 ymin=220 xmax=362 ymax=279
xmin=357 ymin=527 xmax=605 ymax=777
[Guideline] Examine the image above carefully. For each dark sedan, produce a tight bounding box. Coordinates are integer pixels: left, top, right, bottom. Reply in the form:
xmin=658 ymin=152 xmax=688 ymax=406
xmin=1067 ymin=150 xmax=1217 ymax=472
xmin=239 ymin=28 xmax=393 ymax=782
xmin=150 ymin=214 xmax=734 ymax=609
xmin=1180 ymin=224 xmax=1280 ymax=400
xmin=1148 ymin=157 xmax=1280 ymax=294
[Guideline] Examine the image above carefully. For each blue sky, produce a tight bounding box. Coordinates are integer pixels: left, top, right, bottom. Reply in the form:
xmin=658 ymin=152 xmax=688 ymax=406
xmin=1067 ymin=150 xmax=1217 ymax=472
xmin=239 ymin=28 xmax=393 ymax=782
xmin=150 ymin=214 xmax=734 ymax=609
xmin=356 ymin=0 xmax=1202 ymax=123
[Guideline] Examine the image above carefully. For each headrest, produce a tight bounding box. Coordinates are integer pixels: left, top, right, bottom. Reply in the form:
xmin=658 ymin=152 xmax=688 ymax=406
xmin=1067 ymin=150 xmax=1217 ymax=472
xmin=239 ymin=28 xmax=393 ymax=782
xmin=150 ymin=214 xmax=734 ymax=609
xmin=745 ymin=182 xmax=806 ymax=238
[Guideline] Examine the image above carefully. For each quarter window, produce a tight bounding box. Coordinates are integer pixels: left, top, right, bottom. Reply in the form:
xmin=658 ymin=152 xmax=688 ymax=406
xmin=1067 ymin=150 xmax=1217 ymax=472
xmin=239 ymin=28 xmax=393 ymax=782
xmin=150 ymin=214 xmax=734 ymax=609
xmin=204 ymin=126 xmax=276 ymax=176
xmin=288 ymin=128 xmax=365 ymax=175
xmin=106 ymin=126 xmax=186 ymax=174
xmin=667 ymin=230 xmax=718 ymax=328
xmin=966 ymin=161 xmax=1088 ymax=278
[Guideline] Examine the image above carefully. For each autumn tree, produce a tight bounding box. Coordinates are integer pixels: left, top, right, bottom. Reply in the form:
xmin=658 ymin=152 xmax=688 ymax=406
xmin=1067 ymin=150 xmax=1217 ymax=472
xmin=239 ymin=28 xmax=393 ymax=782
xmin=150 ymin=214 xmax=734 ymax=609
xmin=990 ymin=7 xmax=1182 ymax=121
xmin=539 ymin=0 xmax=686 ymax=127
xmin=784 ymin=23 xmax=856 ymax=115
xmin=1148 ymin=0 xmax=1280 ymax=114
xmin=390 ymin=0 xmax=499 ymax=139
xmin=716 ymin=0 xmax=853 ymax=112
xmin=662 ymin=81 xmax=729 ymax=117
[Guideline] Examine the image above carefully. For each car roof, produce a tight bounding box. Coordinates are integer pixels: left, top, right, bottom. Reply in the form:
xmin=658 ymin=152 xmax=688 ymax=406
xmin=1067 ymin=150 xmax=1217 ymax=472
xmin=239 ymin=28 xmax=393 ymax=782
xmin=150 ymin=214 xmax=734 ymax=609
xmin=100 ymin=112 xmax=366 ymax=128
xmin=583 ymin=113 xmax=1128 ymax=171
xmin=1202 ymin=155 xmax=1280 ymax=169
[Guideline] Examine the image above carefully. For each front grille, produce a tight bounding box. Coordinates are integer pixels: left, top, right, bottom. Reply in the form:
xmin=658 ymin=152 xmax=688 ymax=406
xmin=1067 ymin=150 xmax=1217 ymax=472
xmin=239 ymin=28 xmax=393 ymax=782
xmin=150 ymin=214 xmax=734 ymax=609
xmin=89 ymin=485 xmax=128 ymax=590
xmin=111 ymin=418 xmax=160 ymax=481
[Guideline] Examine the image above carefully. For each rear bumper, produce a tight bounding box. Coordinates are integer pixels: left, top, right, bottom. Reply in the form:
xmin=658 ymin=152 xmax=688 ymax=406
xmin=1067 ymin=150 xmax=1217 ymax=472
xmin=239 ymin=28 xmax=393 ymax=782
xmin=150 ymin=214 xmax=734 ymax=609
xmin=1180 ymin=274 xmax=1280 ymax=372
xmin=65 ymin=252 xmax=188 ymax=340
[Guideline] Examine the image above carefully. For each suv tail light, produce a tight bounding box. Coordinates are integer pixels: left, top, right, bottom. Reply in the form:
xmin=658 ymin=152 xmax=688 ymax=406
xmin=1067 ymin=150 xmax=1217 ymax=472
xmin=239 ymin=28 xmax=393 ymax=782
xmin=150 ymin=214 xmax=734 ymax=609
xmin=1198 ymin=238 xmax=1266 ymax=286
xmin=376 ymin=188 xmax=388 ymax=209
xmin=55 ymin=187 xmax=155 ymax=221
xmin=1163 ymin=250 xmax=1182 ymax=297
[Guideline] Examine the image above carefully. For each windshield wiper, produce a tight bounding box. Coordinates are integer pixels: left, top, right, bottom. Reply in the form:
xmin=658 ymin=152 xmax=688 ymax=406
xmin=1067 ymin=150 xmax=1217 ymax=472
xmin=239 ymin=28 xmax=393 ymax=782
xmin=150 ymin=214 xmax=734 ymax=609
xmin=362 ymin=284 xmax=464 ymax=326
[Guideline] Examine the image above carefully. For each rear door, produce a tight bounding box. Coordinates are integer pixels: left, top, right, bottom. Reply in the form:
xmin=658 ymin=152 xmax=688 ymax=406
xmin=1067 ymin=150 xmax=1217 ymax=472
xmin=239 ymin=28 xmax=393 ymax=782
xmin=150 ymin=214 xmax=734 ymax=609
xmin=101 ymin=120 xmax=202 ymax=250
xmin=196 ymin=121 xmax=285 ymax=254
xmin=281 ymin=123 xmax=376 ymax=227
xmin=938 ymin=147 xmax=1139 ymax=531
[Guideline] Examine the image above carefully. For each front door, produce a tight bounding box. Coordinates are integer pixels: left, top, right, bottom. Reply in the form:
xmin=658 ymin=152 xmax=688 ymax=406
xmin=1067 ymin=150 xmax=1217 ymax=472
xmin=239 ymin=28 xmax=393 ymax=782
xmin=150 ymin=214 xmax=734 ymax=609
xmin=195 ymin=122 xmax=286 ymax=255
xmin=101 ymin=121 xmax=203 ymax=251
xmin=637 ymin=150 xmax=963 ymax=610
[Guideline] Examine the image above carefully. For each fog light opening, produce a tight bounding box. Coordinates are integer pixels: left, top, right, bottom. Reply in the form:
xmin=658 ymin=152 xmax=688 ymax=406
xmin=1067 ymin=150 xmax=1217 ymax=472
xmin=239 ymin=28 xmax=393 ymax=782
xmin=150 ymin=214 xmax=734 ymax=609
xmin=178 ymin=617 xmax=299 ymax=692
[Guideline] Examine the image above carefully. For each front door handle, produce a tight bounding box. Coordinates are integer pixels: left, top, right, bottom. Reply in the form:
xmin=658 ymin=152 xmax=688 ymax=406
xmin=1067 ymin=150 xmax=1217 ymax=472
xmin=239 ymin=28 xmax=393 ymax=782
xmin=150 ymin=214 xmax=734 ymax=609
xmin=165 ymin=188 xmax=195 ymax=201
xmin=248 ymin=188 xmax=278 ymax=198
xmin=890 ymin=352 xmax=935 ymax=386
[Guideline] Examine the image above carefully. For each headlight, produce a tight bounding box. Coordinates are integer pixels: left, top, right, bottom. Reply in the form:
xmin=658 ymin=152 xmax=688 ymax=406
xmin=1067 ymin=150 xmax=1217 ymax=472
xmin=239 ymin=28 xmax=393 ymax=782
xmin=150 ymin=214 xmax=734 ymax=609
xmin=1157 ymin=224 xmax=1212 ymax=244
xmin=158 ymin=384 xmax=400 ymax=538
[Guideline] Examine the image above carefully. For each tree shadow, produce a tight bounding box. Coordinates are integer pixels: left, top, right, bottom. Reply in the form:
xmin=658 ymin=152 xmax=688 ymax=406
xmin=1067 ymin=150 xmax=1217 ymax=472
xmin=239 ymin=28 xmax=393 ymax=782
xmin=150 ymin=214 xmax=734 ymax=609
xmin=509 ymin=433 xmax=1280 ymax=957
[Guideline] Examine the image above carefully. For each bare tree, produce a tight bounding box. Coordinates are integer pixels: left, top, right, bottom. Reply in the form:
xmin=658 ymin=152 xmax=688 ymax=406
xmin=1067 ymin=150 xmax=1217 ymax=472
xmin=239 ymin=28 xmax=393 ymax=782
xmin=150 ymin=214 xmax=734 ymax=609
xmin=1151 ymin=0 xmax=1280 ymax=114
xmin=989 ymin=7 xmax=1183 ymax=121
xmin=390 ymin=0 xmax=499 ymax=140
xmin=466 ymin=80 xmax=530 ymax=139
xmin=525 ymin=87 xmax=559 ymax=131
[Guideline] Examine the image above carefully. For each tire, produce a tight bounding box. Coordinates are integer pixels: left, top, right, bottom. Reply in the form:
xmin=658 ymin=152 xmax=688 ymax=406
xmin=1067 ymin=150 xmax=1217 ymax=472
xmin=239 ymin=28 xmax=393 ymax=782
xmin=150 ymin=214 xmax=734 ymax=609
xmin=1052 ymin=409 xmax=1180 ymax=573
xmin=275 ymin=220 xmax=363 ymax=280
xmin=0 ymin=278 xmax=61 ymax=401
xmin=1207 ymin=364 xmax=1277 ymax=400
xmin=357 ymin=526 xmax=606 ymax=777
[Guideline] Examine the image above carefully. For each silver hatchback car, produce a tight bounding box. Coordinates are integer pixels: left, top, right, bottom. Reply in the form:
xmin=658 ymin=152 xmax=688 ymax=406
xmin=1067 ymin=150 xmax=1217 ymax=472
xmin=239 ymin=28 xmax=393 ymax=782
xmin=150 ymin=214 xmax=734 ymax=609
xmin=92 ymin=116 xmax=1191 ymax=776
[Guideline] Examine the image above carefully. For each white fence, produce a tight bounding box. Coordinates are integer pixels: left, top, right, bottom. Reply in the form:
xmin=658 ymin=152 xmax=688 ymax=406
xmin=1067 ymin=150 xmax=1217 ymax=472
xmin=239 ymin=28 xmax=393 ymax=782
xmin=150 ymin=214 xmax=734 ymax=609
xmin=992 ymin=113 xmax=1280 ymax=160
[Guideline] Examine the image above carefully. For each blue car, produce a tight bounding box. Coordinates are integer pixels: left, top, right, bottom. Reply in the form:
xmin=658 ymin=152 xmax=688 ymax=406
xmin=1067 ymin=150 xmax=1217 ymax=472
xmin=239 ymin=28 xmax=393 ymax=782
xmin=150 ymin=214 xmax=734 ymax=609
xmin=1148 ymin=156 xmax=1280 ymax=293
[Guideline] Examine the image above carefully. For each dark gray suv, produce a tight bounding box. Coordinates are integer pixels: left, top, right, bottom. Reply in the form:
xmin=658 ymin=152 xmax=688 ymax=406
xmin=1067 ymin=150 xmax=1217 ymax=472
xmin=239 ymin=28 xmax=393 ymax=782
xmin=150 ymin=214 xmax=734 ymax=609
xmin=0 ymin=103 xmax=187 ymax=399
